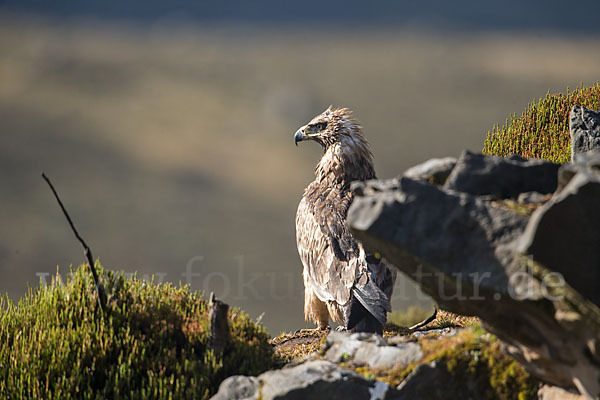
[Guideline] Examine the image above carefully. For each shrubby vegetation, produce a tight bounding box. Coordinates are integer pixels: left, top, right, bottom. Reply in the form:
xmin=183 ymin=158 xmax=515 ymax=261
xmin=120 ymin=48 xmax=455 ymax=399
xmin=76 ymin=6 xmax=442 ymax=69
xmin=483 ymin=82 xmax=600 ymax=162
xmin=0 ymin=263 xmax=273 ymax=399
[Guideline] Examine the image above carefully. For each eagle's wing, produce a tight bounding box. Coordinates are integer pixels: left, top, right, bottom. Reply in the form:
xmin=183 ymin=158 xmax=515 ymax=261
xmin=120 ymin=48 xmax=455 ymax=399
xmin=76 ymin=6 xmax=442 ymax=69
xmin=296 ymin=184 xmax=392 ymax=325
xmin=296 ymin=192 xmax=356 ymax=306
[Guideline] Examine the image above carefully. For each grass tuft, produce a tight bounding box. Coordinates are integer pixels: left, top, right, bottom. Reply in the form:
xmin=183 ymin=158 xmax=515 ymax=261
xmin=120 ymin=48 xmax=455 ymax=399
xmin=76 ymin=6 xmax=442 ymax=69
xmin=0 ymin=262 xmax=273 ymax=399
xmin=482 ymin=82 xmax=600 ymax=162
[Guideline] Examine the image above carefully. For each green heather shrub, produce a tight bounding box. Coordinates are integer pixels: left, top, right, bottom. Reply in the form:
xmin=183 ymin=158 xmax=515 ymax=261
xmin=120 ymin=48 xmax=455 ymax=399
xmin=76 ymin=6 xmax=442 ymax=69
xmin=483 ymin=82 xmax=600 ymax=163
xmin=0 ymin=263 xmax=273 ymax=399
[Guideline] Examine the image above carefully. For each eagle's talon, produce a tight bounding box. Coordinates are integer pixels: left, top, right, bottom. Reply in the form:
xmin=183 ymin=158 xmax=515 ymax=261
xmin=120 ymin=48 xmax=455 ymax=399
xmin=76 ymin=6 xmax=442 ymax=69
xmin=335 ymin=326 xmax=347 ymax=332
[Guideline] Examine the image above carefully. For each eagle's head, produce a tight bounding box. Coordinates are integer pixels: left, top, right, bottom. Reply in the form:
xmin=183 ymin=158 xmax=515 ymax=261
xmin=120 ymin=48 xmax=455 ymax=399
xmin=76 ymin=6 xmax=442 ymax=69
xmin=294 ymin=107 xmax=375 ymax=181
xmin=294 ymin=107 xmax=364 ymax=148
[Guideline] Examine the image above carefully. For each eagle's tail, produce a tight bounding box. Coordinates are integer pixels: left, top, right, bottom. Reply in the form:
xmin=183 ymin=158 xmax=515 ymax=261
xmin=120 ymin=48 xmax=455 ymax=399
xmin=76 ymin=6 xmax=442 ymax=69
xmin=348 ymin=279 xmax=391 ymax=333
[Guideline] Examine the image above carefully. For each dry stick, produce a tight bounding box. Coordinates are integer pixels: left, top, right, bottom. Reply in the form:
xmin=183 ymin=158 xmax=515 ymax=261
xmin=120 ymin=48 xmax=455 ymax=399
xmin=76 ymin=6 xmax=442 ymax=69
xmin=408 ymin=306 xmax=438 ymax=331
xmin=41 ymin=172 xmax=107 ymax=312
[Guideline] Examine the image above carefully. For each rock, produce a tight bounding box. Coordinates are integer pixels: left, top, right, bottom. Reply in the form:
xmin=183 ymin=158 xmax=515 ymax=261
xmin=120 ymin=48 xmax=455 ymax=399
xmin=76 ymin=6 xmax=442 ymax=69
xmin=353 ymin=342 xmax=421 ymax=370
xmin=211 ymin=360 xmax=401 ymax=400
xmin=396 ymin=360 xmax=485 ymax=400
xmin=444 ymin=150 xmax=560 ymax=198
xmin=556 ymin=162 xmax=580 ymax=193
xmin=323 ymin=331 xmax=422 ymax=369
xmin=347 ymin=154 xmax=600 ymax=397
xmin=517 ymin=191 xmax=548 ymax=204
xmin=557 ymin=151 xmax=600 ymax=193
xmin=518 ymin=160 xmax=600 ymax=308
xmin=349 ymin=176 xmax=529 ymax=305
xmin=323 ymin=331 xmax=384 ymax=363
xmin=403 ymin=157 xmax=456 ymax=185
xmin=410 ymin=327 xmax=453 ymax=337
xmin=538 ymin=384 xmax=585 ymax=400
xmin=573 ymin=150 xmax=600 ymax=168
xmin=570 ymin=105 xmax=600 ymax=160
xmin=211 ymin=375 xmax=260 ymax=400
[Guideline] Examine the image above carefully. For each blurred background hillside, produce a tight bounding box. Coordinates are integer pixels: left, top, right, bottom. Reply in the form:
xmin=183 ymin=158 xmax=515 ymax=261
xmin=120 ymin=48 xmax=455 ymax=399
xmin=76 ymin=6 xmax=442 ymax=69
xmin=1 ymin=1 xmax=600 ymax=334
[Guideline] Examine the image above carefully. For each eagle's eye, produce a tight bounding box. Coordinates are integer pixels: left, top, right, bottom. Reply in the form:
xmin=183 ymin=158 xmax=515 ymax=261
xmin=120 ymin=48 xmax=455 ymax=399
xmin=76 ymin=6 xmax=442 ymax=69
xmin=314 ymin=122 xmax=327 ymax=131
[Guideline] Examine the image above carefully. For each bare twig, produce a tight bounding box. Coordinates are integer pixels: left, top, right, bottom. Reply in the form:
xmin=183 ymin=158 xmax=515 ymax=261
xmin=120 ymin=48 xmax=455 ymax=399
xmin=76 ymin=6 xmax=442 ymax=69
xmin=409 ymin=306 xmax=438 ymax=331
xmin=41 ymin=172 xmax=107 ymax=312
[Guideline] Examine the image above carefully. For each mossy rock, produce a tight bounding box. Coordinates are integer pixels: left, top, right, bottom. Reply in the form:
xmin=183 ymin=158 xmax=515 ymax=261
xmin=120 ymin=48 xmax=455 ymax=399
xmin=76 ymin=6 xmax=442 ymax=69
xmin=483 ymin=82 xmax=600 ymax=163
xmin=350 ymin=326 xmax=540 ymax=400
xmin=0 ymin=263 xmax=273 ymax=399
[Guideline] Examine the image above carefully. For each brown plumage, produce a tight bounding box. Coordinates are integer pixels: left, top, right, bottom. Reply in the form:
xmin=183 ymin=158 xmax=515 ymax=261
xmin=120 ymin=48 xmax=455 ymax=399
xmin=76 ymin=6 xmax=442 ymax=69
xmin=294 ymin=107 xmax=395 ymax=334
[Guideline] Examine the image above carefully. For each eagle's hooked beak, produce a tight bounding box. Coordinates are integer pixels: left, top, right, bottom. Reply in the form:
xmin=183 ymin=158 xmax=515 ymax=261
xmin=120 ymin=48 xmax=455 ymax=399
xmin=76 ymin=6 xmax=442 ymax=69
xmin=294 ymin=126 xmax=307 ymax=146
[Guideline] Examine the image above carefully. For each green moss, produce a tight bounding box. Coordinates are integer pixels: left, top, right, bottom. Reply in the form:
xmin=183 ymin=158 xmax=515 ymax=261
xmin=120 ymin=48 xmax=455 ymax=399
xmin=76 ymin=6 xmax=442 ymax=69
xmin=483 ymin=83 xmax=600 ymax=162
xmin=0 ymin=262 xmax=273 ymax=399
xmin=481 ymin=339 xmax=538 ymax=400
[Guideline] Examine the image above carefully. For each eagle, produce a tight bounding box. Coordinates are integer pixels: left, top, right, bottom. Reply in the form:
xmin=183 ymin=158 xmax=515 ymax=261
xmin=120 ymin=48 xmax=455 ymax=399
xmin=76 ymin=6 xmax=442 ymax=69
xmin=294 ymin=106 xmax=395 ymax=334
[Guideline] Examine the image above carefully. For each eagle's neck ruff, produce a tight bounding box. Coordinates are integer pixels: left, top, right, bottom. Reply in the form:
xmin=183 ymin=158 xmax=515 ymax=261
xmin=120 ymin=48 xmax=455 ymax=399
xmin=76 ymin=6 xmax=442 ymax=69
xmin=314 ymin=134 xmax=375 ymax=185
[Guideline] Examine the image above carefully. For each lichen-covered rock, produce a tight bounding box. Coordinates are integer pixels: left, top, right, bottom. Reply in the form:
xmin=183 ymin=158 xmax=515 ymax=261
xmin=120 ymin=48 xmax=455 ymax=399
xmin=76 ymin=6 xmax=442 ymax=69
xmin=323 ymin=331 xmax=422 ymax=369
xmin=211 ymin=360 xmax=401 ymax=400
xmin=210 ymin=375 xmax=260 ymax=400
xmin=570 ymin=105 xmax=600 ymax=160
xmin=227 ymin=324 xmax=539 ymax=400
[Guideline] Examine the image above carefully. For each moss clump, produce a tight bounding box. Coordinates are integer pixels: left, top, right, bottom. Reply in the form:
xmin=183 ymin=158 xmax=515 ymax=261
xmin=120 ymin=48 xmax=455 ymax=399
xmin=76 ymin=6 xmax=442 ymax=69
xmin=0 ymin=263 xmax=273 ymax=399
xmin=483 ymin=82 xmax=600 ymax=163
